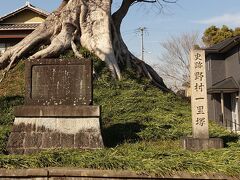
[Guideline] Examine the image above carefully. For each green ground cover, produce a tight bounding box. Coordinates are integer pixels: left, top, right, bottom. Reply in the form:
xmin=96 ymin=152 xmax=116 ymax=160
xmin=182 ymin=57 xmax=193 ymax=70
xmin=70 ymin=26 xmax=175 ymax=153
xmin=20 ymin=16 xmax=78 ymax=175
xmin=0 ymin=51 xmax=239 ymax=176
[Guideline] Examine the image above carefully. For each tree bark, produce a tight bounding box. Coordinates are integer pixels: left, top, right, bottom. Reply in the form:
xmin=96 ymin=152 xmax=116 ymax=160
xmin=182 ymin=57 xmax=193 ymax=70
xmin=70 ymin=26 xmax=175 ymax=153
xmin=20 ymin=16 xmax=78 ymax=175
xmin=0 ymin=0 xmax=170 ymax=92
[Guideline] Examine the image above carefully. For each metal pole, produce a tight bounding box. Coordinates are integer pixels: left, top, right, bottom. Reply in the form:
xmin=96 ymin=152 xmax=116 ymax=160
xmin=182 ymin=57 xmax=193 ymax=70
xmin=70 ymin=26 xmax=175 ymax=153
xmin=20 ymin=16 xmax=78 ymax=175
xmin=138 ymin=27 xmax=146 ymax=61
xmin=141 ymin=28 xmax=144 ymax=61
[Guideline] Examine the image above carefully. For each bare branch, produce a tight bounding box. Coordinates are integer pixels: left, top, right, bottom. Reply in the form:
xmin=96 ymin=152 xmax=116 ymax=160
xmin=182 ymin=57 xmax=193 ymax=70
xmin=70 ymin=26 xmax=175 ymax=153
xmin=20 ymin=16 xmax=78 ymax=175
xmin=56 ymin=0 xmax=70 ymax=12
xmin=112 ymin=0 xmax=135 ymax=29
xmin=112 ymin=0 xmax=177 ymax=28
xmin=157 ymin=32 xmax=200 ymax=92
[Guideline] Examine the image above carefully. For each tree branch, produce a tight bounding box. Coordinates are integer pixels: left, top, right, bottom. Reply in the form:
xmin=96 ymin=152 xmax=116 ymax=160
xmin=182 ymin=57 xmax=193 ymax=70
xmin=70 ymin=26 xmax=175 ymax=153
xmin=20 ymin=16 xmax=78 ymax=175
xmin=56 ymin=0 xmax=70 ymax=12
xmin=112 ymin=0 xmax=135 ymax=29
xmin=112 ymin=0 xmax=177 ymax=29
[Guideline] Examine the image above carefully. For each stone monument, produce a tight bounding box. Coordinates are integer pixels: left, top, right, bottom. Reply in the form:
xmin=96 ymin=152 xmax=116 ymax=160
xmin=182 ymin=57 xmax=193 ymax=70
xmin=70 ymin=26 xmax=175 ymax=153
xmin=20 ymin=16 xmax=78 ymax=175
xmin=7 ymin=58 xmax=104 ymax=154
xmin=182 ymin=49 xmax=223 ymax=151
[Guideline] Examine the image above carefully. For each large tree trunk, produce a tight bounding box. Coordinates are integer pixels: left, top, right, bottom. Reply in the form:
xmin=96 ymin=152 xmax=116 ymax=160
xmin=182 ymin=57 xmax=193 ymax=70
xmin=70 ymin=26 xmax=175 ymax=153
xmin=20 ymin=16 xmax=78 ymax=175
xmin=0 ymin=0 xmax=170 ymax=92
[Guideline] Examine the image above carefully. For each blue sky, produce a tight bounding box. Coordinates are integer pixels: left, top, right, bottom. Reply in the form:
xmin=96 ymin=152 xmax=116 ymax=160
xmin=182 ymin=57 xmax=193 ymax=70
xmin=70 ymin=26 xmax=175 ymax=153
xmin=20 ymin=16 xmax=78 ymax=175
xmin=1 ymin=0 xmax=240 ymax=65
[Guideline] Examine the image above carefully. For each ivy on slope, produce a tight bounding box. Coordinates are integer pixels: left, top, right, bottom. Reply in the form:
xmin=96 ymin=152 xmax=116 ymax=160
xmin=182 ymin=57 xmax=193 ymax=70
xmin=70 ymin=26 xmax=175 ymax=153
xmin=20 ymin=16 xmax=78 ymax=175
xmin=0 ymin=52 xmax=238 ymax=175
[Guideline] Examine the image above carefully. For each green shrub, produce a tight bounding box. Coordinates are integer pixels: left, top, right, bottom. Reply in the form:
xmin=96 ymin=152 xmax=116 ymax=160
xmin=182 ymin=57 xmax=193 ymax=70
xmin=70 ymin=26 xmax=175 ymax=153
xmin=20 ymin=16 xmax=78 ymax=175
xmin=0 ymin=96 xmax=24 ymax=125
xmin=0 ymin=126 xmax=11 ymax=154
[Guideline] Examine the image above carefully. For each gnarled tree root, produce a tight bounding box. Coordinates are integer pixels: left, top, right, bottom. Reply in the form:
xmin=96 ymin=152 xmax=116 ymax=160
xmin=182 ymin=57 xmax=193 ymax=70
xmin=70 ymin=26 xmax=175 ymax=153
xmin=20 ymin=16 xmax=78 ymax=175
xmin=0 ymin=0 xmax=170 ymax=92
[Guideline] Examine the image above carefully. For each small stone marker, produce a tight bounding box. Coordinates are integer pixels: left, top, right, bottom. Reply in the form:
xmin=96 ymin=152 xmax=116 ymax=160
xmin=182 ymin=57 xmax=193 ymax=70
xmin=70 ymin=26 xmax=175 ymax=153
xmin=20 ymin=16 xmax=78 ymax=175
xmin=7 ymin=58 xmax=104 ymax=154
xmin=182 ymin=49 xmax=223 ymax=151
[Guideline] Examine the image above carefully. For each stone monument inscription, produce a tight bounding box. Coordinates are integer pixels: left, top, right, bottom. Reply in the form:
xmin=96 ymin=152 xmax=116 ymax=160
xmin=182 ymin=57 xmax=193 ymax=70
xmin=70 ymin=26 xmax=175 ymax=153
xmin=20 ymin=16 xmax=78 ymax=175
xmin=190 ymin=50 xmax=209 ymax=139
xmin=25 ymin=59 xmax=92 ymax=106
xmin=7 ymin=58 xmax=103 ymax=155
xmin=182 ymin=49 xmax=223 ymax=151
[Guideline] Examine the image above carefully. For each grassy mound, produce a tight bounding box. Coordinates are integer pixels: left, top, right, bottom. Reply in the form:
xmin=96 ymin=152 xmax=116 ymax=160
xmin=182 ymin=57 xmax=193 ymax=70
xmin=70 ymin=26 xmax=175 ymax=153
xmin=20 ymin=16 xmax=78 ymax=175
xmin=1 ymin=142 xmax=240 ymax=175
xmin=0 ymin=52 xmax=239 ymax=175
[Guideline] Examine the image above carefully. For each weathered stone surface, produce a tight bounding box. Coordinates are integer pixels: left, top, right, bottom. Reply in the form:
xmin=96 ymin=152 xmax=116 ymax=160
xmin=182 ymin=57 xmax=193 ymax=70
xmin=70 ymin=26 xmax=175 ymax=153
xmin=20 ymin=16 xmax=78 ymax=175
xmin=7 ymin=148 xmax=24 ymax=155
xmin=190 ymin=50 xmax=209 ymax=139
xmin=36 ymin=125 xmax=47 ymax=132
xmin=75 ymin=130 xmax=103 ymax=149
xmin=12 ymin=119 xmax=37 ymax=132
xmin=184 ymin=50 xmax=223 ymax=151
xmin=12 ymin=123 xmax=26 ymax=132
xmin=24 ymin=133 xmax=42 ymax=148
xmin=42 ymin=132 xmax=61 ymax=148
xmin=7 ymin=132 xmax=25 ymax=148
xmin=182 ymin=137 xmax=223 ymax=151
xmin=0 ymin=168 xmax=48 ymax=177
xmin=61 ymin=134 xmax=74 ymax=148
xmin=14 ymin=117 xmax=102 ymax=134
xmin=7 ymin=117 xmax=104 ymax=154
xmin=75 ymin=131 xmax=90 ymax=148
xmin=7 ymin=58 xmax=104 ymax=155
xmin=14 ymin=106 xmax=100 ymax=117
xmin=89 ymin=132 xmax=104 ymax=148
xmin=0 ymin=168 xmax=235 ymax=179
xmin=24 ymin=59 xmax=92 ymax=106
xmin=24 ymin=149 xmax=41 ymax=155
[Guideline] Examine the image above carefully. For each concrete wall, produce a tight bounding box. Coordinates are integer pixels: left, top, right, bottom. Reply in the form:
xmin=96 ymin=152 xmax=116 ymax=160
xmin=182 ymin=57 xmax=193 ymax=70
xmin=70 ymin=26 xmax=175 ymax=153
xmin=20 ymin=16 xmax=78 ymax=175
xmin=0 ymin=168 xmax=235 ymax=180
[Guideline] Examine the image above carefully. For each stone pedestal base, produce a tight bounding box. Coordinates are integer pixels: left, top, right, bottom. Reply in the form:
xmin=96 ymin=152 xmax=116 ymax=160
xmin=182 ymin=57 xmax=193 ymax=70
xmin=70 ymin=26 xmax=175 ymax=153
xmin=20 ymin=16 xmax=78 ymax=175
xmin=182 ymin=137 xmax=223 ymax=151
xmin=7 ymin=106 xmax=104 ymax=155
xmin=7 ymin=117 xmax=104 ymax=154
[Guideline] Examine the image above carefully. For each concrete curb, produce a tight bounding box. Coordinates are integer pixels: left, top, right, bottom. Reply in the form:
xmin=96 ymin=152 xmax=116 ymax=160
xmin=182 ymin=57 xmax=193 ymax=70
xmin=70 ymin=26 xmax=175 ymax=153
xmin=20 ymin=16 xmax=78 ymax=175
xmin=0 ymin=168 xmax=237 ymax=179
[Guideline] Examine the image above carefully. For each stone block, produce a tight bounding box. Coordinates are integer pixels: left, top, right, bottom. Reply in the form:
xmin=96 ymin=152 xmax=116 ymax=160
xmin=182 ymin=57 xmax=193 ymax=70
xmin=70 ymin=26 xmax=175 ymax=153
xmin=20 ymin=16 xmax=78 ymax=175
xmin=61 ymin=134 xmax=74 ymax=148
xmin=89 ymin=133 xmax=104 ymax=148
xmin=0 ymin=168 xmax=48 ymax=178
xmin=25 ymin=124 xmax=36 ymax=133
xmin=24 ymin=149 xmax=41 ymax=155
xmin=7 ymin=148 xmax=24 ymax=155
xmin=36 ymin=125 xmax=47 ymax=132
xmin=12 ymin=121 xmax=36 ymax=132
xmin=12 ymin=123 xmax=26 ymax=132
xmin=14 ymin=105 xmax=100 ymax=117
xmin=182 ymin=137 xmax=223 ymax=151
xmin=8 ymin=117 xmax=103 ymax=154
xmin=42 ymin=132 xmax=61 ymax=148
xmin=7 ymin=132 xmax=25 ymax=148
xmin=75 ymin=131 xmax=90 ymax=148
xmin=24 ymin=133 xmax=42 ymax=148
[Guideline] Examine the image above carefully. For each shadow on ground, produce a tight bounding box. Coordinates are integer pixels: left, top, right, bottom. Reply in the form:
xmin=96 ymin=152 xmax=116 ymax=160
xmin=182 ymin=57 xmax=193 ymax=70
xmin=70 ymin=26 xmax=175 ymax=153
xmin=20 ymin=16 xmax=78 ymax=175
xmin=102 ymin=122 xmax=145 ymax=147
xmin=221 ymin=134 xmax=240 ymax=147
